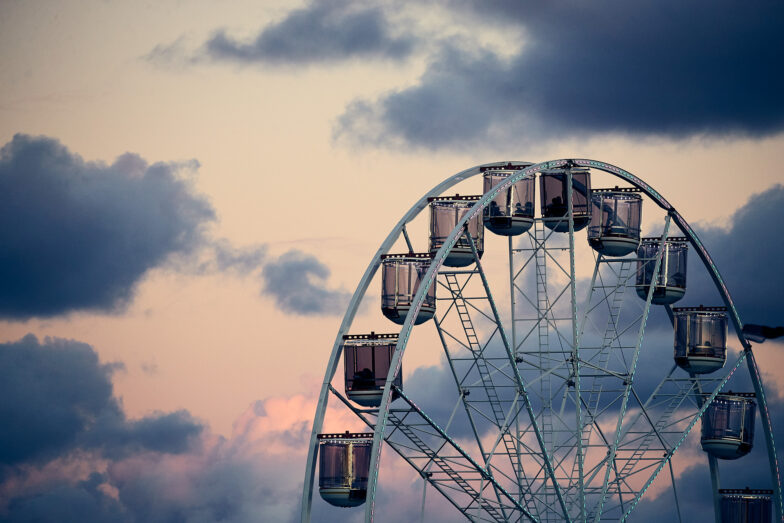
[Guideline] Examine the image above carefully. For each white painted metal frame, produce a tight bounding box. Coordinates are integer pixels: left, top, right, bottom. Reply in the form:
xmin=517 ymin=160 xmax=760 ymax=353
xmin=300 ymin=159 xmax=782 ymax=523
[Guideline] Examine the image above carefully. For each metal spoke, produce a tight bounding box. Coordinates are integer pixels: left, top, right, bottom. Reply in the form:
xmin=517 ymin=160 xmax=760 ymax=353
xmin=303 ymin=159 xmax=781 ymax=523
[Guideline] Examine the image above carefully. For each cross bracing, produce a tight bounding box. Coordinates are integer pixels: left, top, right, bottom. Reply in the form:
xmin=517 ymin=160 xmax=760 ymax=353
xmin=332 ymin=218 xmax=754 ymax=521
xmin=375 ymin=221 xmax=746 ymax=521
xmin=302 ymin=160 xmax=782 ymax=523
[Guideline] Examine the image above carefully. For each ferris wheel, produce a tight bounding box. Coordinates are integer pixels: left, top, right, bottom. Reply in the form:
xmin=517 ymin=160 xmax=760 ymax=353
xmin=301 ymin=159 xmax=782 ymax=522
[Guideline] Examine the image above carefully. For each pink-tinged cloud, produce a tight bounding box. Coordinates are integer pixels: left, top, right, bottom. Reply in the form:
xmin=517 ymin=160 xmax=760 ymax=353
xmin=3 ymin=350 xmax=781 ymax=521
xmin=0 ymin=331 xmax=446 ymax=523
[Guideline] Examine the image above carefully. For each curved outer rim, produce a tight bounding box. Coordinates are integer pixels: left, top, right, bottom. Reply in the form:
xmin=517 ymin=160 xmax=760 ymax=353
xmin=300 ymin=159 xmax=782 ymax=523
xmin=299 ymin=160 xmax=528 ymax=522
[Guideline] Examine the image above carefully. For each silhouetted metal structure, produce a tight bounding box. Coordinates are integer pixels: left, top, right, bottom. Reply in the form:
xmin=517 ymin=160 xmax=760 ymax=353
xmin=302 ymin=159 xmax=782 ymax=523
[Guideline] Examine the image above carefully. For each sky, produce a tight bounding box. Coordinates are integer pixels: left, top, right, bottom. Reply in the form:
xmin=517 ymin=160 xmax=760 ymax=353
xmin=0 ymin=0 xmax=783 ymax=521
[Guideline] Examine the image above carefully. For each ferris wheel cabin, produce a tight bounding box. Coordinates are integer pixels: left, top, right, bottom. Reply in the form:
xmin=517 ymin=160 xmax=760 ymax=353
xmin=588 ymin=188 xmax=642 ymax=256
xmin=673 ymin=306 xmax=728 ymax=374
xmin=318 ymin=432 xmax=373 ymax=507
xmin=482 ymin=168 xmax=535 ymax=236
xmin=540 ymin=168 xmax=592 ymax=232
xmin=429 ymin=195 xmax=484 ymax=267
xmin=343 ymin=333 xmax=401 ymax=407
xmin=635 ymin=237 xmax=688 ymax=305
xmin=720 ymin=488 xmax=773 ymax=522
xmin=701 ymin=392 xmax=756 ymax=460
xmin=381 ymin=253 xmax=436 ymax=325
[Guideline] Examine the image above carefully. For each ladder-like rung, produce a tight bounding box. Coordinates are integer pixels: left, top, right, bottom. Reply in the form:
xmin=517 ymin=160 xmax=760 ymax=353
xmin=389 ymin=414 xmax=508 ymax=521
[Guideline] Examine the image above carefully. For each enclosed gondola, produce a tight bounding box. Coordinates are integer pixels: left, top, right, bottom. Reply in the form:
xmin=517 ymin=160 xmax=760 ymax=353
xmin=381 ymin=253 xmax=435 ymax=325
xmin=635 ymin=237 xmax=688 ymax=305
xmin=482 ymin=168 xmax=535 ymax=236
xmin=720 ymin=488 xmax=773 ymax=522
xmin=540 ymin=168 xmax=592 ymax=232
xmin=588 ymin=188 xmax=642 ymax=256
xmin=343 ymin=333 xmax=401 ymax=407
xmin=702 ymin=393 xmax=756 ymax=460
xmin=673 ymin=306 xmax=728 ymax=374
xmin=429 ymin=195 xmax=484 ymax=267
xmin=318 ymin=432 xmax=373 ymax=507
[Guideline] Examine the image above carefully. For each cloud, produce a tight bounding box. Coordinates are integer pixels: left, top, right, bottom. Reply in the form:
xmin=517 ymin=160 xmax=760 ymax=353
xmin=685 ymin=184 xmax=784 ymax=327
xmin=212 ymin=241 xmax=267 ymax=275
xmin=0 ymin=134 xmax=215 ymax=319
xmin=335 ymin=44 xmax=514 ymax=150
xmin=3 ymin=473 xmax=130 ymax=523
xmin=0 ymin=369 xmax=371 ymax=523
xmin=192 ymin=239 xmax=267 ymax=276
xmin=336 ymin=0 xmax=784 ymax=149
xmin=183 ymin=244 xmax=355 ymax=317
xmin=0 ymin=337 xmax=778 ymax=522
xmin=92 ymin=393 xmax=450 ymax=522
xmin=142 ymin=37 xmax=194 ymax=68
xmin=0 ymin=335 xmax=203 ymax=469
xmin=261 ymin=250 xmax=351 ymax=316
xmin=203 ymin=0 xmax=415 ymax=65
xmin=0 ymin=334 xmax=116 ymax=466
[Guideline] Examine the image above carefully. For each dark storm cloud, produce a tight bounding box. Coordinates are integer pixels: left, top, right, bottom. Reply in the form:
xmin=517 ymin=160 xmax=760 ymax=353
xmin=336 ymin=0 xmax=784 ymax=149
xmin=85 ymin=410 xmax=203 ymax=458
xmin=204 ymin=0 xmax=415 ymax=65
xmin=5 ymin=473 xmax=130 ymax=523
xmin=261 ymin=250 xmax=351 ymax=315
xmin=0 ymin=335 xmax=203 ymax=468
xmin=0 ymin=134 xmax=215 ymax=319
xmin=685 ymin=185 xmax=784 ymax=327
xmin=0 ymin=334 xmax=301 ymax=522
xmin=0 ymin=334 xmax=116 ymax=466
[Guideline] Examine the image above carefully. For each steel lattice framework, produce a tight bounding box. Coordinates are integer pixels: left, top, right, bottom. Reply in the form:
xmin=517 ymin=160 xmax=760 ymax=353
xmin=301 ymin=159 xmax=783 ymax=522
